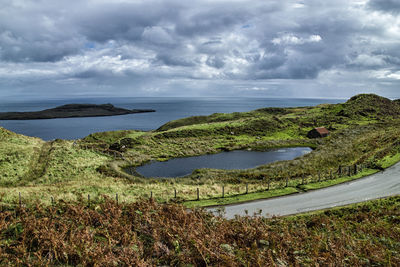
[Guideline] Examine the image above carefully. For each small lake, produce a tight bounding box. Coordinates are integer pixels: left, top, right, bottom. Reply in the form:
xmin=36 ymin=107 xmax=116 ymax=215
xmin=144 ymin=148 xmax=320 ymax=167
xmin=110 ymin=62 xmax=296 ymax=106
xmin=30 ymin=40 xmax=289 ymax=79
xmin=127 ymin=147 xmax=312 ymax=178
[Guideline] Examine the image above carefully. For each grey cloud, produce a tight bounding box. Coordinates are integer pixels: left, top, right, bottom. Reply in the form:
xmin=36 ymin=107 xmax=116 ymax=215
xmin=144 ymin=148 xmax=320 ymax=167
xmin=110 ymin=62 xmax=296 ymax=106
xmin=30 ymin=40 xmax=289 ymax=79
xmin=155 ymin=53 xmax=196 ymax=67
xmin=0 ymin=2 xmax=83 ymax=62
xmin=0 ymin=31 xmax=82 ymax=62
xmin=206 ymin=56 xmax=225 ymax=69
xmin=202 ymin=40 xmax=223 ymax=46
xmin=256 ymin=52 xmax=287 ymax=70
xmin=72 ymin=69 xmax=116 ymax=79
xmin=0 ymin=0 xmax=400 ymax=98
xmin=142 ymin=27 xmax=175 ymax=45
xmin=369 ymin=0 xmax=400 ymax=14
xmin=75 ymin=2 xmax=180 ymax=43
xmin=175 ymin=9 xmax=247 ymax=37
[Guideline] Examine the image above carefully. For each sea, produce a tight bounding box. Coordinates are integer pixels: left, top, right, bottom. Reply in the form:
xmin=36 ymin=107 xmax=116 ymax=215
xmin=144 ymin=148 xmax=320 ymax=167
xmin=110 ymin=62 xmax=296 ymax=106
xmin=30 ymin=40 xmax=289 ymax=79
xmin=0 ymin=97 xmax=343 ymax=140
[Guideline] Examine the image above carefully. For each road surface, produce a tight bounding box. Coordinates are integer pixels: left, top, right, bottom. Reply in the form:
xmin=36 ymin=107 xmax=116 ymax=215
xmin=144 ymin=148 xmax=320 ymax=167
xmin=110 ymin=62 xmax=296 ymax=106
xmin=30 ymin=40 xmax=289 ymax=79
xmin=209 ymin=162 xmax=400 ymax=219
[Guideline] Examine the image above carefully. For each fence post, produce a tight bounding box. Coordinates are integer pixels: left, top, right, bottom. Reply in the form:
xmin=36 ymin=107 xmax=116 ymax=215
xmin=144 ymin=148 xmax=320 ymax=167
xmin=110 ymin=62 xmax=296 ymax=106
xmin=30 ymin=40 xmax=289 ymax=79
xmin=267 ymin=179 xmax=270 ymax=191
xmin=285 ymin=177 xmax=288 ymax=187
xmin=338 ymin=166 xmax=342 ymax=176
xmin=19 ymin=192 xmax=21 ymax=208
xmin=197 ymin=188 xmax=199 ymax=201
xmin=116 ymin=193 xmax=119 ymax=205
xmin=51 ymin=196 xmax=54 ymax=205
xmin=222 ymin=186 xmax=224 ymax=198
xmin=354 ymin=164 xmax=357 ymax=175
xmin=246 ymin=183 xmax=248 ymax=194
xmin=150 ymin=191 xmax=153 ymax=199
xmin=174 ymin=188 xmax=177 ymax=198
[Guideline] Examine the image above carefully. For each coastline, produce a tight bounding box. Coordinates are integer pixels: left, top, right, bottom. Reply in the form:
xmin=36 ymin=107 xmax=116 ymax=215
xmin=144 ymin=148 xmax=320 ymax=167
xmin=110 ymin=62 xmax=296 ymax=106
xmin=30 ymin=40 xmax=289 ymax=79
xmin=0 ymin=103 xmax=155 ymax=120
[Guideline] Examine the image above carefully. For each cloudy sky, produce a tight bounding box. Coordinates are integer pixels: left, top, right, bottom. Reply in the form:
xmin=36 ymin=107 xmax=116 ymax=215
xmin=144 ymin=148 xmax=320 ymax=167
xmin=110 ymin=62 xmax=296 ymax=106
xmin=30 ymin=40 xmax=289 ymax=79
xmin=0 ymin=0 xmax=400 ymax=99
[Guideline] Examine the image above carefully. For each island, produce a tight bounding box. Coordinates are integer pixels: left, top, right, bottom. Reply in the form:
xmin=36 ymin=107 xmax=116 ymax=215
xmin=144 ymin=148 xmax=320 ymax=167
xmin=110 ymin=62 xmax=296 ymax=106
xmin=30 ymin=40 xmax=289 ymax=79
xmin=0 ymin=103 xmax=155 ymax=120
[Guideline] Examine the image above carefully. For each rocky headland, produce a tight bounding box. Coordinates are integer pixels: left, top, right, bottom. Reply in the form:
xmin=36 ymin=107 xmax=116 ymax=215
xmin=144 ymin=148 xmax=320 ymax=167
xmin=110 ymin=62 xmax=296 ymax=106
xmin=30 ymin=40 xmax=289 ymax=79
xmin=0 ymin=103 xmax=155 ymax=120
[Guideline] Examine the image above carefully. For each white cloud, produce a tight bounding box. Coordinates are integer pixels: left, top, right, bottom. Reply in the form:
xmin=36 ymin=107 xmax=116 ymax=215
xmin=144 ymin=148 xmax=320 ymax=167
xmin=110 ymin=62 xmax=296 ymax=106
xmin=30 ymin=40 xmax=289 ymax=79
xmin=272 ymin=34 xmax=322 ymax=45
xmin=350 ymin=54 xmax=386 ymax=67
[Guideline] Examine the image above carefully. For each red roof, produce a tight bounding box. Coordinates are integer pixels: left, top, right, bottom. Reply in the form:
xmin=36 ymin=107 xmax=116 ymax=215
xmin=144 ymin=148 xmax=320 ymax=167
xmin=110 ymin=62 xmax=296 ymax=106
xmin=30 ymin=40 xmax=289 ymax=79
xmin=315 ymin=127 xmax=329 ymax=135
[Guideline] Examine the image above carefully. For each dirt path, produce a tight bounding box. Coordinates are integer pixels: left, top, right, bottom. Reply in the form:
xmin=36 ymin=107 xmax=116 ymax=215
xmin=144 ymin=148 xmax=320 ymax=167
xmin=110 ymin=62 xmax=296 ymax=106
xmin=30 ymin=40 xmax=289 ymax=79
xmin=22 ymin=141 xmax=53 ymax=182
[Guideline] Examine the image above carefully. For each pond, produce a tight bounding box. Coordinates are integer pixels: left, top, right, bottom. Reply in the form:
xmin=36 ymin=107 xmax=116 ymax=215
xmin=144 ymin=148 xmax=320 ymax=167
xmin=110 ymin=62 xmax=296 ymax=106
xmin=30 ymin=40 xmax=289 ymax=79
xmin=125 ymin=147 xmax=312 ymax=178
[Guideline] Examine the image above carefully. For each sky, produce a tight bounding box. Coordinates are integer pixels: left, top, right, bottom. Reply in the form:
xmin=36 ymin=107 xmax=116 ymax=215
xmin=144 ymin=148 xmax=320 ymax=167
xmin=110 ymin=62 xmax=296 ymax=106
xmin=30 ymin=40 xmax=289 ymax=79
xmin=0 ymin=0 xmax=400 ymax=99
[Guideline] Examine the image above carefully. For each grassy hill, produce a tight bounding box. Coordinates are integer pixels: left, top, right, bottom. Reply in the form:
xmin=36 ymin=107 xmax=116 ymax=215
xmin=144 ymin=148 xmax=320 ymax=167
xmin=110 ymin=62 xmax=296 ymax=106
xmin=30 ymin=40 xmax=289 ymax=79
xmin=0 ymin=94 xmax=399 ymax=205
xmin=0 ymin=127 xmax=44 ymax=185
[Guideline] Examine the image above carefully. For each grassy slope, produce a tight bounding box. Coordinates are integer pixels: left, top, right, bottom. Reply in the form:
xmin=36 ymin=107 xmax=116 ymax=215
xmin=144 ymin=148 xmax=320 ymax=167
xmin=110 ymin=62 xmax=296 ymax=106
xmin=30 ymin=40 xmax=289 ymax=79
xmin=0 ymin=127 xmax=43 ymax=186
xmin=0 ymin=196 xmax=398 ymax=265
xmin=0 ymin=94 xmax=400 ymax=205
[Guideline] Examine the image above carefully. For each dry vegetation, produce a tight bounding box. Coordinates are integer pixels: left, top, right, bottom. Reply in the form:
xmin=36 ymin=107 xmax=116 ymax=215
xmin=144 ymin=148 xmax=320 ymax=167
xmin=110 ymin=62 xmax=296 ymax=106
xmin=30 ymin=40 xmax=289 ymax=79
xmin=0 ymin=196 xmax=398 ymax=266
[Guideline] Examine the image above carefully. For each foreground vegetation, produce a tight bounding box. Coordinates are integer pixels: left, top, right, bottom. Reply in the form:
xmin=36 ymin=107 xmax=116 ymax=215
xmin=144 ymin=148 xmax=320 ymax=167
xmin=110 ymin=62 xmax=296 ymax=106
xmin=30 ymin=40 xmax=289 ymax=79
xmin=1 ymin=94 xmax=400 ymax=205
xmin=0 ymin=196 xmax=398 ymax=265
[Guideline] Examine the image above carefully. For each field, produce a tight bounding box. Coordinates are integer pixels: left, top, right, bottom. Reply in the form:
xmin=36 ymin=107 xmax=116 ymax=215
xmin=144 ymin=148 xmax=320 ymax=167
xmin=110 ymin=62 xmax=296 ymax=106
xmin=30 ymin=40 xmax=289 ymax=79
xmin=1 ymin=94 xmax=400 ymax=206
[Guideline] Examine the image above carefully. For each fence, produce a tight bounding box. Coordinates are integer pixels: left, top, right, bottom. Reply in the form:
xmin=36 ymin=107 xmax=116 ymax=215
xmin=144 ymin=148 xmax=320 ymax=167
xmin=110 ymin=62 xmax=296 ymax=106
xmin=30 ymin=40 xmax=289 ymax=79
xmin=14 ymin=164 xmax=367 ymax=207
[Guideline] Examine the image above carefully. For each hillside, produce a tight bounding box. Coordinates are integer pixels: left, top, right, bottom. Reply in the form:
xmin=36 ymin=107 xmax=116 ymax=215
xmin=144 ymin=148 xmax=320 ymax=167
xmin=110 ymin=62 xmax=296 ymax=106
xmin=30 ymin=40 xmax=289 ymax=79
xmin=156 ymin=94 xmax=400 ymax=134
xmin=0 ymin=94 xmax=399 ymax=206
xmin=0 ymin=94 xmax=400 ymax=266
xmin=0 ymin=127 xmax=44 ymax=185
xmin=337 ymin=94 xmax=400 ymax=118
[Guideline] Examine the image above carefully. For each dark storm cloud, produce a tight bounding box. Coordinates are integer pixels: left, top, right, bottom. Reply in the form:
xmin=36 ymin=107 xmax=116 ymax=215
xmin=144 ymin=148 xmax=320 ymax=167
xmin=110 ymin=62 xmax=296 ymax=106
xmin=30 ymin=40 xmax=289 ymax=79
xmin=155 ymin=53 xmax=196 ymax=67
xmin=0 ymin=0 xmax=400 ymax=98
xmin=369 ymin=0 xmax=400 ymax=13
xmin=75 ymin=2 xmax=182 ymax=43
xmin=206 ymin=56 xmax=225 ymax=69
xmin=0 ymin=1 xmax=83 ymax=62
xmin=175 ymin=7 xmax=252 ymax=37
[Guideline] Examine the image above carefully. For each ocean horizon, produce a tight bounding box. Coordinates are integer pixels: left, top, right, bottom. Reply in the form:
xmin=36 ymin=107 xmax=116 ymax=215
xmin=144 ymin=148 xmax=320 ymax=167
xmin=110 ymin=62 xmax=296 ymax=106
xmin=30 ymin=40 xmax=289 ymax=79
xmin=0 ymin=97 xmax=343 ymax=140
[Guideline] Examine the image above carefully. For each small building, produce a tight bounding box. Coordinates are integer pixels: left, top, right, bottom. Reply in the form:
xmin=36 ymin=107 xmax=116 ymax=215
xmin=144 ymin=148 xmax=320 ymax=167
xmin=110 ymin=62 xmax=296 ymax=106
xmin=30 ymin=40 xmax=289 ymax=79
xmin=307 ymin=127 xmax=329 ymax=138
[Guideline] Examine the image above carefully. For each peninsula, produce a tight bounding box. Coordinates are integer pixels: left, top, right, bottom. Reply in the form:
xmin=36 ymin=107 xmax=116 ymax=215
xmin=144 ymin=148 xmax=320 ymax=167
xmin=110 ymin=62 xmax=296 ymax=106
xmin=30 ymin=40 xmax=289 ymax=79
xmin=0 ymin=103 xmax=155 ymax=120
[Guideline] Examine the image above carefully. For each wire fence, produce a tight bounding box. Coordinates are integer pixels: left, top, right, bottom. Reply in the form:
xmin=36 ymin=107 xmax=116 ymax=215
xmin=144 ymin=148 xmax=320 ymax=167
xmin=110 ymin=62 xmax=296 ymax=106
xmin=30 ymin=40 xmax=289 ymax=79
xmin=13 ymin=164 xmax=367 ymax=207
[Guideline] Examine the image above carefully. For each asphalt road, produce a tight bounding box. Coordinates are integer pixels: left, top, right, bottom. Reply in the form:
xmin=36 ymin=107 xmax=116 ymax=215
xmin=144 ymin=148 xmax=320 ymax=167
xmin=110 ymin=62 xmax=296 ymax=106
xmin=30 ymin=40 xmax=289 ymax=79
xmin=209 ymin=163 xmax=400 ymax=219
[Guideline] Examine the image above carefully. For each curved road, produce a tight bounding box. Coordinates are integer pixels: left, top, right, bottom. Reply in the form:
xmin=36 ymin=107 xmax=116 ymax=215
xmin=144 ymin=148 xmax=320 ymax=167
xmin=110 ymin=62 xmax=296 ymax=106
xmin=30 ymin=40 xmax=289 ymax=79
xmin=209 ymin=163 xmax=400 ymax=219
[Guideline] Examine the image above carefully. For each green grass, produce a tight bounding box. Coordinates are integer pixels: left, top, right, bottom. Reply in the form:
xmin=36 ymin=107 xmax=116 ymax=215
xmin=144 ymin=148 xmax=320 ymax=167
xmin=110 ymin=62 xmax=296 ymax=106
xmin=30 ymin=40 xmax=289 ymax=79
xmin=0 ymin=127 xmax=44 ymax=185
xmin=291 ymin=195 xmax=400 ymax=219
xmin=378 ymin=152 xmax=400 ymax=168
xmin=299 ymin=168 xmax=378 ymax=191
xmin=183 ymin=187 xmax=299 ymax=208
xmin=182 ymin=168 xmax=381 ymax=208
xmin=1 ymin=94 xmax=400 ymax=206
xmin=83 ymin=129 xmax=146 ymax=144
